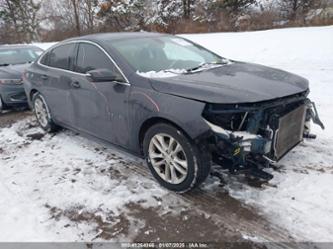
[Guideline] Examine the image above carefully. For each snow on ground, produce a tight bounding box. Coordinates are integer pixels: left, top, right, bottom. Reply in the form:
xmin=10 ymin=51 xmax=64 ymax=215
xmin=33 ymin=42 xmax=57 ymax=51
xmin=182 ymin=25 xmax=333 ymax=242
xmin=0 ymin=117 xmax=191 ymax=241
xmin=1 ymin=26 xmax=332 ymax=242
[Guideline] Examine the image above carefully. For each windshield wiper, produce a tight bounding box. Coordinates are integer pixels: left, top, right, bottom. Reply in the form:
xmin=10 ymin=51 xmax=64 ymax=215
xmin=185 ymin=60 xmax=229 ymax=74
xmin=163 ymin=69 xmax=186 ymax=74
xmin=0 ymin=63 xmax=10 ymax=67
xmin=15 ymin=61 xmax=33 ymax=65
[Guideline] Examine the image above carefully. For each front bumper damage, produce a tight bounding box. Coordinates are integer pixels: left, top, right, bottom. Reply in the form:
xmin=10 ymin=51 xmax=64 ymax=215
xmin=202 ymin=93 xmax=324 ymax=181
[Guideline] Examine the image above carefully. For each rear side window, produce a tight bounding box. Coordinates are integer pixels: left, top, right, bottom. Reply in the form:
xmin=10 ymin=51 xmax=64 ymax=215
xmin=48 ymin=44 xmax=76 ymax=70
xmin=75 ymin=43 xmax=119 ymax=74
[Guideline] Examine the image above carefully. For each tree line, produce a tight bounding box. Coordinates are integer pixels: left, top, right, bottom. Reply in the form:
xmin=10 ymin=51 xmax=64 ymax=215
xmin=0 ymin=0 xmax=332 ymax=43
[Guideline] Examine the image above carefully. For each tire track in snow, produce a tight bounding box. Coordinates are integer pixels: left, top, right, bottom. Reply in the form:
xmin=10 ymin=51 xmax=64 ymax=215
xmin=107 ymin=153 xmax=302 ymax=245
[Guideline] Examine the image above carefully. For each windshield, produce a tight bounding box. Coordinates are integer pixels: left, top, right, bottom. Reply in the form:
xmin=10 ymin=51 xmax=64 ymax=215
xmin=110 ymin=36 xmax=224 ymax=74
xmin=0 ymin=47 xmax=43 ymax=66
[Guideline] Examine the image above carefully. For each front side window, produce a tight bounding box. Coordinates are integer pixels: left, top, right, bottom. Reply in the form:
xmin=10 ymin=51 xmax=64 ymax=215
xmin=0 ymin=47 xmax=43 ymax=66
xmin=48 ymin=44 xmax=76 ymax=70
xmin=75 ymin=43 xmax=119 ymax=74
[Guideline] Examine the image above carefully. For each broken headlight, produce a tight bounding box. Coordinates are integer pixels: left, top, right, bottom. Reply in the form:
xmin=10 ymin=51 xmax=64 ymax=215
xmin=0 ymin=78 xmax=23 ymax=85
xmin=202 ymin=104 xmax=250 ymax=131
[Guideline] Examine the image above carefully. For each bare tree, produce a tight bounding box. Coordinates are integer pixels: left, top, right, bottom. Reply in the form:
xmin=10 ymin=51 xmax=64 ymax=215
xmin=82 ymin=0 xmax=98 ymax=31
xmin=279 ymin=0 xmax=322 ymax=21
xmin=40 ymin=0 xmax=99 ymax=39
xmin=70 ymin=0 xmax=81 ymax=35
xmin=0 ymin=0 xmax=41 ymax=42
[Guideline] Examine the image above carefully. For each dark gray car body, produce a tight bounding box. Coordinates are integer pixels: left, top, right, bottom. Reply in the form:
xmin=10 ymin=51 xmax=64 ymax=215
xmin=0 ymin=45 xmax=43 ymax=109
xmin=24 ymin=32 xmax=313 ymax=160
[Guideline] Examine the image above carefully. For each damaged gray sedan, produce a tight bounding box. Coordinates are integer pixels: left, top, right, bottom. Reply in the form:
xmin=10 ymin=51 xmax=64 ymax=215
xmin=24 ymin=33 xmax=324 ymax=192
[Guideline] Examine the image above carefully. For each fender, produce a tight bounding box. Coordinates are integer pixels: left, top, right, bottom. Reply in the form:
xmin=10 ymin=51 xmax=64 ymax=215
xmin=128 ymin=87 xmax=210 ymax=154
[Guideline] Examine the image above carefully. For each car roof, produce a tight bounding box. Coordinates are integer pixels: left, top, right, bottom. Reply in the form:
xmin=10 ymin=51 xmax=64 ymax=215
xmin=66 ymin=32 xmax=168 ymax=43
xmin=0 ymin=44 xmax=42 ymax=50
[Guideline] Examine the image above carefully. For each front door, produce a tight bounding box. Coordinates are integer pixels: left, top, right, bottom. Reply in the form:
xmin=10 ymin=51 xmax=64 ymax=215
xmin=70 ymin=42 xmax=130 ymax=146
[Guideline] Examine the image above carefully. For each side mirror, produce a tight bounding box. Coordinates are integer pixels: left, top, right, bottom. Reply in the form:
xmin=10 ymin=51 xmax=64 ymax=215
xmin=86 ymin=69 xmax=124 ymax=82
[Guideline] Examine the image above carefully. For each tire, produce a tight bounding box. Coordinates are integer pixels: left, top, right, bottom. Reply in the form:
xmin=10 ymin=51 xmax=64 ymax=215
xmin=0 ymin=95 xmax=3 ymax=113
xmin=143 ymin=123 xmax=211 ymax=193
xmin=32 ymin=92 xmax=58 ymax=132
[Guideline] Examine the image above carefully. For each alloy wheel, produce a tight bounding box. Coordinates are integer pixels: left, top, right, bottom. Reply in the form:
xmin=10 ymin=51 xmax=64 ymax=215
xmin=0 ymin=96 xmax=3 ymax=113
xmin=148 ymin=133 xmax=188 ymax=184
xmin=34 ymin=98 xmax=49 ymax=127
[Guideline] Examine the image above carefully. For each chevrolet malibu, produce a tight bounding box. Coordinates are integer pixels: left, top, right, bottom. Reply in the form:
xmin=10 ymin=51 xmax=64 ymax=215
xmin=0 ymin=45 xmax=43 ymax=112
xmin=24 ymin=33 xmax=324 ymax=192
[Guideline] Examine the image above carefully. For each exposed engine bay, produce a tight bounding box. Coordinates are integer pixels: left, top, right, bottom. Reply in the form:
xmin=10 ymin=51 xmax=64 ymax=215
xmin=202 ymin=90 xmax=325 ymax=180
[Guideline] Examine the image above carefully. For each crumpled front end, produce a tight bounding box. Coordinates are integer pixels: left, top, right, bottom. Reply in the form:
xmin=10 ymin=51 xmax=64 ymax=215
xmin=201 ymin=90 xmax=324 ymax=180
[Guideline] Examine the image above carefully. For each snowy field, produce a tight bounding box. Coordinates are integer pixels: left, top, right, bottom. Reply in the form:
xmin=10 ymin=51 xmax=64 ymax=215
xmin=1 ymin=26 xmax=332 ymax=242
xmin=183 ymin=25 xmax=333 ymax=242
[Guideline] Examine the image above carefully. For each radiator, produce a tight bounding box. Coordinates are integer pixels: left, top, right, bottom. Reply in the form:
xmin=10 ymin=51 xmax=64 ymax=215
xmin=274 ymin=104 xmax=306 ymax=159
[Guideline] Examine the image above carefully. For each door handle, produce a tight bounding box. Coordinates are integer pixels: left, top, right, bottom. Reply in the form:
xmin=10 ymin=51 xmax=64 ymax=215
xmin=41 ymin=75 xmax=48 ymax=80
xmin=71 ymin=81 xmax=81 ymax=88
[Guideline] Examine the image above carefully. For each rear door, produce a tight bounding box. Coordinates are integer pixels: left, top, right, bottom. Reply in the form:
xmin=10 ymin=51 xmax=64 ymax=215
xmin=39 ymin=43 xmax=77 ymax=126
xmin=70 ymin=42 xmax=130 ymax=145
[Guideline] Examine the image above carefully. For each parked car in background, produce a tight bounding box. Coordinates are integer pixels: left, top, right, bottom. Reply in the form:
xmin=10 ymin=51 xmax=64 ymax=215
xmin=24 ymin=33 xmax=324 ymax=192
xmin=0 ymin=45 xmax=43 ymax=112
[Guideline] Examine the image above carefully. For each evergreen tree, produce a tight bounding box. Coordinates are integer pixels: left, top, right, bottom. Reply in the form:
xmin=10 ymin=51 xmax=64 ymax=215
xmin=279 ymin=0 xmax=321 ymax=21
xmin=98 ymin=0 xmax=146 ymax=31
xmin=214 ymin=0 xmax=257 ymax=14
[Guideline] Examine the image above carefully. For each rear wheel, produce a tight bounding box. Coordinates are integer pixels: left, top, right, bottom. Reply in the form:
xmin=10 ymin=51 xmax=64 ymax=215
xmin=32 ymin=93 xmax=58 ymax=132
xmin=0 ymin=96 xmax=3 ymax=113
xmin=143 ymin=123 xmax=211 ymax=192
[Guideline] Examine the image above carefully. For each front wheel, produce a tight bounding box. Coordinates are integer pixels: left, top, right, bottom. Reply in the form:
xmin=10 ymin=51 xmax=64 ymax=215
xmin=143 ymin=123 xmax=211 ymax=193
xmin=32 ymin=93 xmax=58 ymax=132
